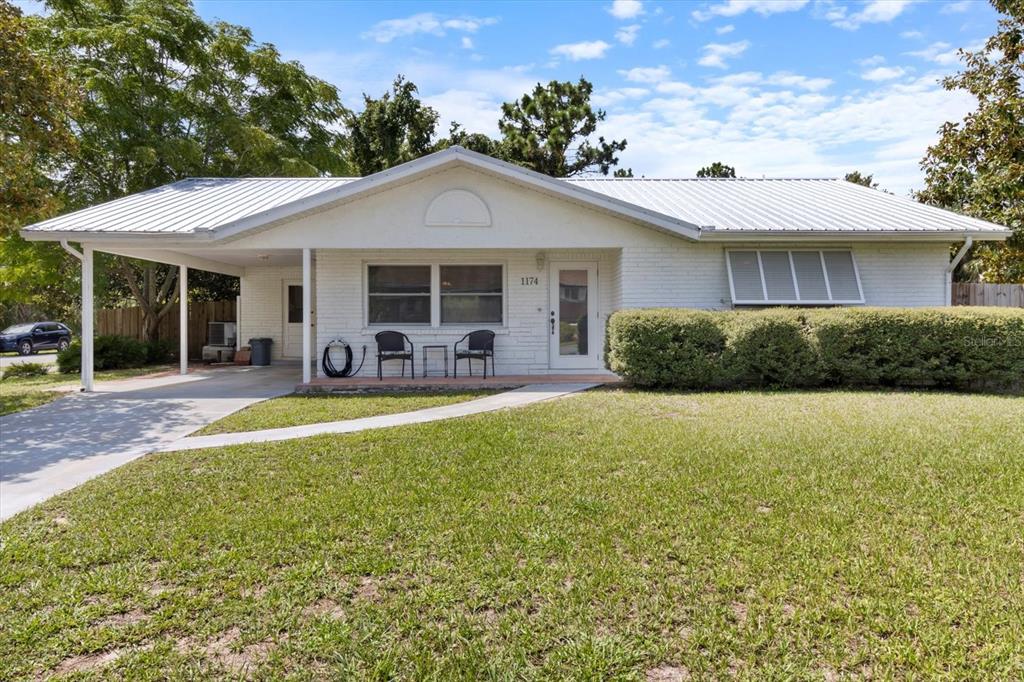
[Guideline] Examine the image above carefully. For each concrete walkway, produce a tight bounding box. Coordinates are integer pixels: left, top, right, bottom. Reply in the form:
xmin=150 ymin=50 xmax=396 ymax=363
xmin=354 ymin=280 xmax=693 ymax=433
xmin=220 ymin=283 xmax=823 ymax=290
xmin=0 ymin=365 xmax=297 ymax=520
xmin=158 ymin=383 xmax=598 ymax=452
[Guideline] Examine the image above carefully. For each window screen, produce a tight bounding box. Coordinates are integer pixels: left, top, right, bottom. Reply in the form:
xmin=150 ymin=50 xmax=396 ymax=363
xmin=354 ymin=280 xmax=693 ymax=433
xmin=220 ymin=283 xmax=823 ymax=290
xmin=367 ymin=265 xmax=431 ymax=324
xmin=727 ymin=250 xmax=863 ymax=304
xmin=440 ymin=265 xmax=503 ymax=324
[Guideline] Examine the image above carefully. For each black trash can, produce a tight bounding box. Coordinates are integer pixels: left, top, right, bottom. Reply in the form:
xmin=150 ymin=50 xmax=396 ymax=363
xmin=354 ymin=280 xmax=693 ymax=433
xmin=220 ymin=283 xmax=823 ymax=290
xmin=249 ymin=338 xmax=273 ymax=366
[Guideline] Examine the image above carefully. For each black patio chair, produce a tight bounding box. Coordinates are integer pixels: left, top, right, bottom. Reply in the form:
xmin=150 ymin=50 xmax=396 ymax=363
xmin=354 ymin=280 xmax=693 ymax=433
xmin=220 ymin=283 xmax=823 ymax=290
xmin=454 ymin=330 xmax=496 ymax=378
xmin=375 ymin=331 xmax=414 ymax=380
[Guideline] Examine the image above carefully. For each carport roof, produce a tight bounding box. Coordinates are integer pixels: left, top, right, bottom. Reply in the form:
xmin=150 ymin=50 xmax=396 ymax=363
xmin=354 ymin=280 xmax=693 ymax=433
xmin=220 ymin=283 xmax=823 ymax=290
xmin=20 ymin=146 xmax=1011 ymax=242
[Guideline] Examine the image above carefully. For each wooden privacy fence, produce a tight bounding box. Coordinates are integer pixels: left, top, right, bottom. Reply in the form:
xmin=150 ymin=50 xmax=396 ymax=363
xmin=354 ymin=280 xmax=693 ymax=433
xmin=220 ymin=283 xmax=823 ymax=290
xmin=951 ymin=283 xmax=1024 ymax=308
xmin=96 ymin=300 xmax=236 ymax=359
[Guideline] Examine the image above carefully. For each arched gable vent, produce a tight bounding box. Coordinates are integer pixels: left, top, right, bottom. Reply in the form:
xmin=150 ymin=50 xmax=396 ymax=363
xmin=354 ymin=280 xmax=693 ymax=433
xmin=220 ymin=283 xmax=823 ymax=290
xmin=424 ymin=189 xmax=492 ymax=227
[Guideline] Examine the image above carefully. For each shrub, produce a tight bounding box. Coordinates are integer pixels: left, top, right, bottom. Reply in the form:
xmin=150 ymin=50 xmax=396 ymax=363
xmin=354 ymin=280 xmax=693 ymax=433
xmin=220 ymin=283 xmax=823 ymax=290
xmin=1 ymin=362 xmax=50 ymax=380
xmin=145 ymin=338 xmax=176 ymax=364
xmin=606 ymin=307 xmax=1024 ymax=392
xmin=57 ymin=335 xmax=149 ymax=374
xmin=606 ymin=309 xmax=727 ymax=388
xmin=721 ymin=309 xmax=823 ymax=388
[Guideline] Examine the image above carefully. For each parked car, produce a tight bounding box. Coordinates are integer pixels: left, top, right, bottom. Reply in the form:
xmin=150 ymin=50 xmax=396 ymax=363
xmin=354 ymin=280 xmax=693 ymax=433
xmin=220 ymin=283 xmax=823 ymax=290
xmin=0 ymin=322 xmax=73 ymax=355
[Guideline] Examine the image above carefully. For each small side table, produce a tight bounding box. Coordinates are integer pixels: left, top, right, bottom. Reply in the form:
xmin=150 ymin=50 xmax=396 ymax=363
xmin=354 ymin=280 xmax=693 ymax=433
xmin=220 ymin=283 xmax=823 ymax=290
xmin=422 ymin=344 xmax=448 ymax=377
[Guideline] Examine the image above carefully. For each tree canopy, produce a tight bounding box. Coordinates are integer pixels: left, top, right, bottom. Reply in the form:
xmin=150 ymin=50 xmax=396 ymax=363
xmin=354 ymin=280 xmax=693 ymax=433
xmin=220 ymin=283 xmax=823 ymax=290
xmin=696 ymin=162 xmax=736 ymax=178
xmin=917 ymin=0 xmax=1023 ymax=282
xmin=498 ymin=78 xmax=627 ymax=177
xmin=17 ymin=0 xmax=350 ymax=337
xmin=346 ymin=76 xmax=440 ymax=176
xmin=844 ymin=171 xmax=879 ymax=189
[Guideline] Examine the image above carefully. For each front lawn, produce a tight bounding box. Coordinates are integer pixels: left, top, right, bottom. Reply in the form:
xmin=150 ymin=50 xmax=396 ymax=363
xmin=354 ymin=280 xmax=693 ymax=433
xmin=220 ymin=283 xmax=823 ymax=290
xmin=1 ymin=390 xmax=1022 ymax=679
xmin=194 ymin=390 xmax=498 ymax=435
xmin=0 ymin=366 xmax=174 ymax=416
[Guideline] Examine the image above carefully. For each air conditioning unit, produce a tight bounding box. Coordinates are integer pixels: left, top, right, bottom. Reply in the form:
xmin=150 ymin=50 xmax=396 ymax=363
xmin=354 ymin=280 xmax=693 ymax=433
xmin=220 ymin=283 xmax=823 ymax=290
xmin=207 ymin=321 xmax=237 ymax=347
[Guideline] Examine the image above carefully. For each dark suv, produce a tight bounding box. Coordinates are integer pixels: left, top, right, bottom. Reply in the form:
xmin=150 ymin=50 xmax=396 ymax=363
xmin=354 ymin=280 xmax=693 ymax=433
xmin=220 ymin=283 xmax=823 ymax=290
xmin=0 ymin=322 xmax=73 ymax=356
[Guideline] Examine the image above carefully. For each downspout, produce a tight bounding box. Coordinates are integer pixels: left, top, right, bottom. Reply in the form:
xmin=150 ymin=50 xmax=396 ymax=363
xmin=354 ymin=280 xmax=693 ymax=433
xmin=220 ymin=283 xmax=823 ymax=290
xmin=946 ymin=236 xmax=973 ymax=306
xmin=60 ymin=239 xmax=83 ymax=261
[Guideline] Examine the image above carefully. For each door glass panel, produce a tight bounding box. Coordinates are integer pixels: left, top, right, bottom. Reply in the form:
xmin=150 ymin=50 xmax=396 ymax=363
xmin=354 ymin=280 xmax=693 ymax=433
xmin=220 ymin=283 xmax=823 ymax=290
xmin=287 ymin=285 xmax=302 ymax=323
xmin=558 ymin=269 xmax=588 ymax=356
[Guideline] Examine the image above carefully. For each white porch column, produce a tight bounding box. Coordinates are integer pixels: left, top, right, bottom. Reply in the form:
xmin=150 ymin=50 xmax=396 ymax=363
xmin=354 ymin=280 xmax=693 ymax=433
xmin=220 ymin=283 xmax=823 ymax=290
xmin=179 ymin=265 xmax=188 ymax=375
xmin=302 ymin=247 xmax=312 ymax=384
xmin=81 ymin=245 xmax=94 ymax=392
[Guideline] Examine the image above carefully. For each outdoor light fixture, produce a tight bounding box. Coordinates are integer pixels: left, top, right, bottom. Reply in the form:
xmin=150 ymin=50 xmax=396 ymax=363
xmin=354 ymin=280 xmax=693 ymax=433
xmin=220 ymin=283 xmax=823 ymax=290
xmin=535 ymin=251 xmax=546 ymax=271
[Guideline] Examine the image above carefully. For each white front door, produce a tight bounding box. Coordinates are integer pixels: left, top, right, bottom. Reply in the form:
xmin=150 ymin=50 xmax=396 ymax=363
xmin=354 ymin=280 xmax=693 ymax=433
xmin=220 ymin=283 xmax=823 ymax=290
xmin=549 ymin=261 xmax=599 ymax=369
xmin=282 ymin=280 xmax=303 ymax=358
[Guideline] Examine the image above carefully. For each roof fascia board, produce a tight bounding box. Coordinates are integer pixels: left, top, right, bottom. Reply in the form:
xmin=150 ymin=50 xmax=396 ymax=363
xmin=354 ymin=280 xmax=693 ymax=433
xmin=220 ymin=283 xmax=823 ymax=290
xmin=699 ymin=230 xmax=1010 ymax=242
xmin=21 ymin=230 xmax=216 ymax=245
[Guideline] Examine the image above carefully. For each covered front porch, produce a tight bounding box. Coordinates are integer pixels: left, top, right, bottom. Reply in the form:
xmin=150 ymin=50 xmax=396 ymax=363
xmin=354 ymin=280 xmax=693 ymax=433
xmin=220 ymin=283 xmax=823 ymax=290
xmin=67 ymin=244 xmax=621 ymax=392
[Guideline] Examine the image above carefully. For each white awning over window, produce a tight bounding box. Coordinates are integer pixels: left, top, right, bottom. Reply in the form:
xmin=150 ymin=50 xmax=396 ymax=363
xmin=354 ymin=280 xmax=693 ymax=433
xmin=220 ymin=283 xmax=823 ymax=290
xmin=726 ymin=249 xmax=865 ymax=305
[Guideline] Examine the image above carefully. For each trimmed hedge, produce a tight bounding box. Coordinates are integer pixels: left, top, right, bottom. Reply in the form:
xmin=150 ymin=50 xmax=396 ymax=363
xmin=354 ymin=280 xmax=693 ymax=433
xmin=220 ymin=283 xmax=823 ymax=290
xmin=57 ymin=335 xmax=150 ymax=374
xmin=606 ymin=307 xmax=1024 ymax=392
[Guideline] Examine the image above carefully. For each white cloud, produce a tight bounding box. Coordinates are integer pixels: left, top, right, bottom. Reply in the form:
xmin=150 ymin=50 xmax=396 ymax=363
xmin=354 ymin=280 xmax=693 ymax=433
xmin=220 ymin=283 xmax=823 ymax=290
xmin=597 ymin=71 xmax=974 ymax=194
xmin=550 ymin=40 xmax=612 ymax=61
xmin=653 ymin=38 xmax=671 ymax=49
xmin=608 ymin=0 xmax=645 ymax=19
xmin=857 ymin=54 xmax=887 ymax=67
xmin=827 ymin=0 xmax=914 ymax=31
xmin=616 ymin=24 xmax=642 ymax=46
xmin=363 ymin=13 xmax=498 ymax=43
xmin=619 ymin=65 xmax=672 ymax=83
xmin=716 ymin=24 xmax=736 ymax=35
xmin=461 ymin=36 xmax=474 ymax=50
xmin=766 ymin=71 xmax=833 ymax=91
xmin=861 ymin=65 xmax=908 ymax=81
xmin=907 ymin=41 xmax=964 ymax=66
xmin=698 ymin=41 xmax=750 ymax=69
xmin=940 ymin=0 xmax=972 ymax=13
xmin=900 ymin=30 xmax=924 ymax=39
xmin=693 ymin=0 xmax=807 ymax=22
xmin=593 ymin=87 xmax=651 ymax=107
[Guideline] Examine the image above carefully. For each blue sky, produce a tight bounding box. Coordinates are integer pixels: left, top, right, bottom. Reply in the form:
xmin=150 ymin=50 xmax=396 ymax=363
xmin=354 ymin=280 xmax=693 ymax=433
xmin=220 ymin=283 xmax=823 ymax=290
xmin=21 ymin=0 xmax=1001 ymax=193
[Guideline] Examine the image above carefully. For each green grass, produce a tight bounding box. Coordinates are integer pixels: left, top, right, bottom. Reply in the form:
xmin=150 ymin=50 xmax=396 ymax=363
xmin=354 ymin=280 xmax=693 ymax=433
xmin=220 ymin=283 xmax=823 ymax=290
xmin=1 ymin=390 xmax=1022 ymax=679
xmin=0 ymin=365 xmax=173 ymax=416
xmin=194 ymin=390 xmax=499 ymax=435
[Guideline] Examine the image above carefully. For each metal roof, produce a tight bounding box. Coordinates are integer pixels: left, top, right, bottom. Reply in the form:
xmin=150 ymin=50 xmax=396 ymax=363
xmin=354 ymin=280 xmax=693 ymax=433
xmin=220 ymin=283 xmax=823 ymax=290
xmin=566 ymin=177 xmax=1009 ymax=236
xmin=21 ymin=147 xmax=1010 ymax=241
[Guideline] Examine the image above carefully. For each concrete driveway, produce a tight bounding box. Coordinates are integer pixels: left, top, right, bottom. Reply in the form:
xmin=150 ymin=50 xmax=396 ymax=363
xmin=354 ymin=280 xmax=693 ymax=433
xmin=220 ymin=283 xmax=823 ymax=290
xmin=0 ymin=364 xmax=298 ymax=520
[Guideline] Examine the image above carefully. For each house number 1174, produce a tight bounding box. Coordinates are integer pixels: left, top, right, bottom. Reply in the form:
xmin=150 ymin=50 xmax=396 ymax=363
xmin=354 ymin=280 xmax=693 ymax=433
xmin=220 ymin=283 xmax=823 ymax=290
xmin=520 ymin=276 xmax=539 ymax=286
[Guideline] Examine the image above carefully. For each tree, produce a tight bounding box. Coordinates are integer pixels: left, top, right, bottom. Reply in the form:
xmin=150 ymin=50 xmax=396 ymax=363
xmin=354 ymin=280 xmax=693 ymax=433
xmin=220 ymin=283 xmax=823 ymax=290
xmin=917 ymin=0 xmax=1024 ymax=282
xmin=0 ymin=1 xmax=80 ymax=327
xmin=844 ymin=171 xmax=879 ymax=189
xmin=498 ymin=78 xmax=627 ymax=177
xmin=440 ymin=122 xmax=502 ymax=157
xmin=346 ymin=76 xmax=440 ymax=176
xmin=696 ymin=162 xmax=736 ymax=178
xmin=27 ymin=0 xmax=350 ymax=339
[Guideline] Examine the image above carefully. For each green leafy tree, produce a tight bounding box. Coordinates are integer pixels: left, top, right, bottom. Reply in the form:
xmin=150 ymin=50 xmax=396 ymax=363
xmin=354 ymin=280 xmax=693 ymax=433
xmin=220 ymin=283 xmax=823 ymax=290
xmin=27 ymin=0 xmax=349 ymax=339
xmin=0 ymin=0 xmax=80 ymax=328
xmin=440 ymin=122 xmax=502 ymax=157
xmin=696 ymin=162 xmax=736 ymax=178
xmin=498 ymin=78 xmax=627 ymax=177
xmin=346 ymin=76 xmax=440 ymax=175
xmin=844 ymin=171 xmax=879 ymax=188
xmin=917 ymin=0 xmax=1024 ymax=282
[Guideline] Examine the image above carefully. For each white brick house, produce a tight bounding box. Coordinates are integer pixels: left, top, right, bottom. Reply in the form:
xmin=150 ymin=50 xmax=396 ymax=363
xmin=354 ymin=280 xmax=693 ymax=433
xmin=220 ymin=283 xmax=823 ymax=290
xmin=21 ymin=147 xmax=1012 ymax=388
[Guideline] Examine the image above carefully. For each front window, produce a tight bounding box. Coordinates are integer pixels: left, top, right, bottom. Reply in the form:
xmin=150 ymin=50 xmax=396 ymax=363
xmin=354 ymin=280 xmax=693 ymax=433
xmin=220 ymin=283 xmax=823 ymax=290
xmin=440 ymin=265 xmax=503 ymax=325
xmin=2 ymin=324 xmax=33 ymax=335
xmin=367 ymin=265 xmax=431 ymax=324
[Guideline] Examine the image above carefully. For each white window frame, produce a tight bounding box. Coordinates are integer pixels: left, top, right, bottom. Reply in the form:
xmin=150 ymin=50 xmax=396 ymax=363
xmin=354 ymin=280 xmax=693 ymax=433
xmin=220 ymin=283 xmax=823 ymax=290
xmin=364 ymin=261 xmax=506 ymax=328
xmin=725 ymin=249 xmax=865 ymax=305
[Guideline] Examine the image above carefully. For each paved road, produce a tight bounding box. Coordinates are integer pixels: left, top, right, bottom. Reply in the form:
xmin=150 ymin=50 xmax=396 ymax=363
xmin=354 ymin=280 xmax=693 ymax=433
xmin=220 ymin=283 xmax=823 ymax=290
xmin=0 ymin=365 xmax=298 ymax=520
xmin=0 ymin=352 xmax=58 ymax=370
